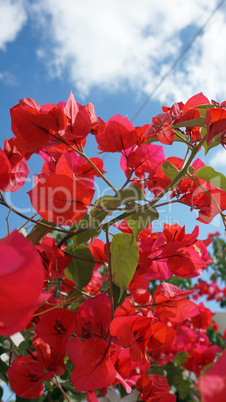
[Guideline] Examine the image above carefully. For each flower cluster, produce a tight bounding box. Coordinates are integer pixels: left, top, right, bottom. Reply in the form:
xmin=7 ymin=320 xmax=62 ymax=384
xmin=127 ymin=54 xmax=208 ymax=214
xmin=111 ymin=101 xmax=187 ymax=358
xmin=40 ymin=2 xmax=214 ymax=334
xmin=0 ymin=91 xmax=226 ymax=401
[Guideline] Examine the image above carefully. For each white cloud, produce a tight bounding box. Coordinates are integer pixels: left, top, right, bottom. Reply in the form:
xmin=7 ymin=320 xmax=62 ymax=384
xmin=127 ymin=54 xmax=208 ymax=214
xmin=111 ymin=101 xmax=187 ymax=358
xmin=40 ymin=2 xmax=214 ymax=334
xmin=29 ymin=0 xmax=226 ymax=104
xmin=0 ymin=71 xmax=17 ymax=86
xmin=209 ymin=148 xmax=226 ymax=169
xmin=0 ymin=0 xmax=27 ymax=50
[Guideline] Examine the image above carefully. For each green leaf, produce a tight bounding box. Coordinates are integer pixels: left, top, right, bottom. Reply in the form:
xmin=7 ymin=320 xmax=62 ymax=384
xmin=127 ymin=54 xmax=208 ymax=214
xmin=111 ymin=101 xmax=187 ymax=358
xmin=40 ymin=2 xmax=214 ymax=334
xmin=202 ymin=127 xmax=221 ymax=155
xmin=178 ymin=379 xmax=193 ymax=400
xmin=111 ymin=233 xmax=139 ymax=301
xmin=112 ymin=283 xmax=127 ymax=310
xmin=144 ymin=133 xmax=190 ymax=145
xmin=165 ymin=362 xmax=183 ymax=387
xmin=0 ymin=358 xmax=8 ymax=383
xmin=161 ymin=161 xmax=179 ymax=181
xmin=90 ymin=195 xmax=118 ymax=228
xmin=90 ymin=186 xmax=145 ymax=229
xmin=126 ymin=209 xmax=159 ymax=239
xmin=148 ymin=366 xmax=167 ymax=376
xmin=17 ymin=340 xmax=33 ymax=356
xmin=26 ymin=218 xmax=56 ymax=245
xmin=174 ymin=130 xmax=191 ymax=143
xmin=116 ymin=184 xmax=145 ymax=204
xmin=188 ymin=166 xmax=195 ymax=174
xmin=65 ymin=245 xmax=95 ymax=289
xmin=174 ymin=352 xmax=188 ymax=365
xmin=71 ymin=214 xmax=100 ymax=247
xmin=0 ymin=387 xmax=3 ymax=401
xmin=172 ymin=117 xmax=206 ymax=129
xmin=0 ymin=346 xmax=8 ymax=355
xmin=194 ymin=166 xmax=226 ymax=191
xmin=193 ymin=103 xmax=215 ymax=110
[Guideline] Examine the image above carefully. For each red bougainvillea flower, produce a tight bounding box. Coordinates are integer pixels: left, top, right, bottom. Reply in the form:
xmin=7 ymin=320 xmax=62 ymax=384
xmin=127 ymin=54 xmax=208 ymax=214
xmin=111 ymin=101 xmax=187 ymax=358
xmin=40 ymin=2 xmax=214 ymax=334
xmin=145 ymin=113 xmax=175 ymax=145
xmin=174 ymin=92 xmax=209 ymax=122
xmin=136 ymin=374 xmax=176 ymax=401
xmin=67 ymin=337 xmax=116 ymax=392
xmin=10 ymin=97 xmax=67 ymax=153
xmin=183 ymin=344 xmax=221 ymax=377
xmin=110 ymin=315 xmax=153 ymax=362
xmin=136 ymin=230 xmax=172 ymax=280
xmin=95 ymin=114 xmax=138 ymax=152
xmin=58 ymin=91 xmax=98 ymax=142
xmin=35 ymin=308 xmax=76 ymax=351
xmin=112 ymin=348 xmax=149 ymax=388
xmin=190 ymin=302 xmax=214 ymax=330
xmin=36 ymin=235 xmax=71 ymax=279
xmin=28 ymin=173 xmax=94 ymax=226
xmin=153 ymin=282 xmax=199 ymax=323
xmin=32 ymin=335 xmax=65 ymax=375
xmin=40 ymin=150 xmax=105 ymax=189
xmin=0 ymin=230 xmax=44 ymax=336
xmin=199 ymin=350 xmax=226 ymax=402
xmin=0 ymin=147 xmax=30 ymax=192
xmin=120 ymin=143 xmax=165 ymax=179
xmin=161 ymin=224 xmax=211 ymax=278
xmin=4 ymin=136 xmax=31 ymax=165
xmin=149 ymin=156 xmax=226 ymax=224
xmin=148 ymin=320 xmax=176 ymax=349
xmin=7 ymin=336 xmax=65 ymax=399
xmin=128 ymin=273 xmax=151 ymax=304
xmin=88 ymin=238 xmax=108 ymax=268
xmin=74 ymin=294 xmax=111 ymax=339
xmin=206 ymin=107 xmax=226 ymax=145
xmin=0 ymin=148 xmax=11 ymax=189
xmin=147 ymin=156 xmax=204 ymax=197
xmin=172 ymin=92 xmax=210 ymax=140
xmin=7 ymin=355 xmax=54 ymax=399
xmin=181 ymin=185 xmax=226 ymax=224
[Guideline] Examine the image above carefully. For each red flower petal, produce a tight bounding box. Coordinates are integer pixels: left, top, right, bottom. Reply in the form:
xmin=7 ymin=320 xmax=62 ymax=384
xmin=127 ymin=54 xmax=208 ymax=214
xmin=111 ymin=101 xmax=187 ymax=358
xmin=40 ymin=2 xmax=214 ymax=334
xmin=0 ymin=231 xmax=44 ymax=336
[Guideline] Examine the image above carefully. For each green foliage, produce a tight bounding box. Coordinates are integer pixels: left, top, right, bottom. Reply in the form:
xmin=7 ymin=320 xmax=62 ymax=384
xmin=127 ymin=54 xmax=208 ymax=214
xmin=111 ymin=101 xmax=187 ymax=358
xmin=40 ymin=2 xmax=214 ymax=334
xmin=0 ymin=358 xmax=8 ymax=384
xmin=194 ymin=166 xmax=226 ymax=191
xmin=71 ymin=214 xmax=99 ymax=246
xmin=161 ymin=161 xmax=179 ymax=181
xmin=112 ymin=282 xmax=127 ymax=309
xmin=111 ymin=233 xmax=139 ymax=300
xmin=90 ymin=195 xmax=117 ymax=228
xmin=209 ymin=235 xmax=226 ymax=282
xmin=172 ymin=117 xmax=206 ymax=129
xmin=65 ymin=245 xmax=95 ymax=288
xmin=26 ymin=218 xmax=56 ymax=245
xmin=126 ymin=209 xmax=159 ymax=239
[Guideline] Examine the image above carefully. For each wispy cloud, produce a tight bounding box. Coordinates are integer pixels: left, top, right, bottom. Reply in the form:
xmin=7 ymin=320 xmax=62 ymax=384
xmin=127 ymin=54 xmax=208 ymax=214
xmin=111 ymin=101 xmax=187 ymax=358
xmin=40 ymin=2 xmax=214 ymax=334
xmin=0 ymin=0 xmax=27 ymax=50
xmin=29 ymin=0 xmax=226 ymax=104
xmin=209 ymin=148 xmax=226 ymax=169
xmin=0 ymin=71 xmax=18 ymax=86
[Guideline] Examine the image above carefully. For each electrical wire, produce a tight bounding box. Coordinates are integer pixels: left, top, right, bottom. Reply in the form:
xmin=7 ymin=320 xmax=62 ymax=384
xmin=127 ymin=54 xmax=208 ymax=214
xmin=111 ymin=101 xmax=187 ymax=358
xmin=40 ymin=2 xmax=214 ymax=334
xmin=131 ymin=0 xmax=226 ymax=122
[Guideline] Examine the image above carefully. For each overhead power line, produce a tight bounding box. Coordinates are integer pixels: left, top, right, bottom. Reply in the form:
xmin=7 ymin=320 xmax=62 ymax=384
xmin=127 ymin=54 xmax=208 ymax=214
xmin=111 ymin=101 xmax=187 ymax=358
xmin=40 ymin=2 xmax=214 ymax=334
xmin=131 ymin=0 xmax=226 ymax=122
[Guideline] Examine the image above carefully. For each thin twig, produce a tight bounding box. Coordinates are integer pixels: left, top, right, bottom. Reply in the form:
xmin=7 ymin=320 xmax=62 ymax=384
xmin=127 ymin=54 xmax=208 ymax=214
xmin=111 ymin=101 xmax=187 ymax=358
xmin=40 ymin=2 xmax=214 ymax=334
xmin=51 ymin=378 xmax=70 ymax=402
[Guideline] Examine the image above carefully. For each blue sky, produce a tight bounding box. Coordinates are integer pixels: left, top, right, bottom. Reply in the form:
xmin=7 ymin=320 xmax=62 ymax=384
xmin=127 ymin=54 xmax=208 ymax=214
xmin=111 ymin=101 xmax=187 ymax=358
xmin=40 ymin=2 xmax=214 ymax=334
xmin=1 ymin=1 xmax=226 ymax=308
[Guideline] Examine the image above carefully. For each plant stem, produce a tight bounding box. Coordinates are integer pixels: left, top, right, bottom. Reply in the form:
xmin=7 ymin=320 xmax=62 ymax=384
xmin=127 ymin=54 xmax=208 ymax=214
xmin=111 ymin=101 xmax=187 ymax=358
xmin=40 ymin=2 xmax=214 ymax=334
xmin=0 ymin=192 xmax=74 ymax=235
xmin=149 ymin=134 xmax=207 ymax=207
xmin=52 ymin=378 xmax=70 ymax=402
xmin=174 ymin=129 xmax=195 ymax=149
xmin=63 ymin=248 xmax=106 ymax=264
xmin=101 ymin=135 xmax=207 ymax=229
